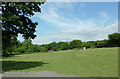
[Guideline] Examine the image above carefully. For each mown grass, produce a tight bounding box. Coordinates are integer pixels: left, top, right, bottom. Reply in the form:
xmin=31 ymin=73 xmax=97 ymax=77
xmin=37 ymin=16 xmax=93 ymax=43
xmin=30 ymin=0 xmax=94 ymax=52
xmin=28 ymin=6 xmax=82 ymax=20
xmin=2 ymin=47 xmax=118 ymax=77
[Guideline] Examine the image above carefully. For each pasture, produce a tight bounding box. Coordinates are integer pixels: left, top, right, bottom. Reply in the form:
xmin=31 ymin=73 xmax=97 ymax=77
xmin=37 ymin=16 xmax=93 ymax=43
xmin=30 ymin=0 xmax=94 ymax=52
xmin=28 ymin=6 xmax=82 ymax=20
xmin=2 ymin=47 xmax=118 ymax=77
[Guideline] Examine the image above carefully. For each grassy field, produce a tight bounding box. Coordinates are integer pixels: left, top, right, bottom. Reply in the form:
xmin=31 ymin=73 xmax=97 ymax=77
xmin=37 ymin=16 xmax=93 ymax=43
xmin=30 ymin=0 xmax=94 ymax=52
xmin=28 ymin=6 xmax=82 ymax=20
xmin=2 ymin=47 xmax=118 ymax=77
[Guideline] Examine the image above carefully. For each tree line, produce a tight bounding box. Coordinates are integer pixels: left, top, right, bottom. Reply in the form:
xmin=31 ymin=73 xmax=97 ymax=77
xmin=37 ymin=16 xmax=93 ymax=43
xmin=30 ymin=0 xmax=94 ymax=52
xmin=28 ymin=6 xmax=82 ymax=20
xmin=3 ymin=32 xmax=120 ymax=57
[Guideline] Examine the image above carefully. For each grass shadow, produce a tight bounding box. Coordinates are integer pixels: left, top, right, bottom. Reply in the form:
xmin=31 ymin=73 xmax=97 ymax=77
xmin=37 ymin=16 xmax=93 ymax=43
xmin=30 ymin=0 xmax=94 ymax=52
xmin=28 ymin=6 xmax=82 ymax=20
xmin=2 ymin=60 xmax=48 ymax=72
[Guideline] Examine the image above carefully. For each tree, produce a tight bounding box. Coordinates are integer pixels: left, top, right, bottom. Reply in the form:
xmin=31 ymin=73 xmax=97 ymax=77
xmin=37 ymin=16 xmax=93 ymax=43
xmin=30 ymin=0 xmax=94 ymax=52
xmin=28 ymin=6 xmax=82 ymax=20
xmin=22 ymin=38 xmax=32 ymax=49
xmin=25 ymin=45 xmax=45 ymax=53
xmin=47 ymin=42 xmax=58 ymax=51
xmin=108 ymin=33 xmax=120 ymax=47
xmin=2 ymin=2 xmax=45 ymax=54
xmin=2 ymin=36 xmax=18 ymax=56
xmin=70 ymin=40 xmax=82 ymax=49
xmin=58 ymin=42 xmax=70 ymax=50
xmin=83 ymin=41 xmax=95 ymax=48
xmin=95 ymin=40 xmax=108 ymax=48
xmin=41 ymin=44 xmax=48 ymax=52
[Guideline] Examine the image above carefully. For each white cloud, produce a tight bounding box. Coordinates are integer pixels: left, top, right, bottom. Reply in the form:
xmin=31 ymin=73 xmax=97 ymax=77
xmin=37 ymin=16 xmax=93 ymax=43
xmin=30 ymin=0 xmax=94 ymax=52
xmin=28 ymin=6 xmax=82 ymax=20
xmin=32 ymin=23 xmax=118 ymax=45
xmin=37 ymin=7 xmax=69 ymax=27
xmin=22 ymin=3 xmax=118 ymax=45
xmin=36 ymin=5 xmax=114 ymax=28
xmin=35 ymin=2 xmax=87 ymax=28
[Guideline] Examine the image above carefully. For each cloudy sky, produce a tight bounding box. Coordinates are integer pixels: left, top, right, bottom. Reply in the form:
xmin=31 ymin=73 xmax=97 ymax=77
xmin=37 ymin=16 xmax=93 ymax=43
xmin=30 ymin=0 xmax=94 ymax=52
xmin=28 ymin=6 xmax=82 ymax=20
xmin=18 ymin=2 xmax=118 ymax=45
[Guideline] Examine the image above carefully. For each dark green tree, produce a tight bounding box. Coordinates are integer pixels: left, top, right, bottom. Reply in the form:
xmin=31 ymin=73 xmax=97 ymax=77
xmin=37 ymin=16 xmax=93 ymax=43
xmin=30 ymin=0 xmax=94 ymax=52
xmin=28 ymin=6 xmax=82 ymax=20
xmin=83 ymin=41 xmax=95 ymax=48
xmin=2 ymin=35 xmax=18 ymax=56
xmin=94 ymin=40 xmax=108 ymax=48
xmin=58 ymin=42 xmax=70 ymax=50
xmin=2 ymin=2 xmax=45 ymax=55
xmin=47 ymin=42 xmax=58 ymax=51
xmin=70 ymin=40 xmax=82 ymax=49
xmin=108 ymin=33 xmax=120 ymax=47
xmin=22 ymin=38 xmax=32 ymax=49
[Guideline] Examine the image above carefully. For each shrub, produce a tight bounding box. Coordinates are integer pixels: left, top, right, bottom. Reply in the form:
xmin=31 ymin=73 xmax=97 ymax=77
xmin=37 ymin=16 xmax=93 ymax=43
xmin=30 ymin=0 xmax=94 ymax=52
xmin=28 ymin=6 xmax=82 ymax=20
xmin=25 ymin=49 xmax=34 ymax=54
xmin=12 ymin=52 xmax=21 ymax=55
xmin=15 ymin=46 xmax=26 ymax=53
xmin=25 ymin=45 xmax=45 ymax=53
xmin=34 ymin=46 xmax=45 ymax=52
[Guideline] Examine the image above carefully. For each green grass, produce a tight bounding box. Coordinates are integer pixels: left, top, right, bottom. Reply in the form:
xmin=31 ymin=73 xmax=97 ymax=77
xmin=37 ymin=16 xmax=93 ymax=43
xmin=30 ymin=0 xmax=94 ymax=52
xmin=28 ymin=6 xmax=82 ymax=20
xmin=2 ymin=47 xmax=118 ymax=77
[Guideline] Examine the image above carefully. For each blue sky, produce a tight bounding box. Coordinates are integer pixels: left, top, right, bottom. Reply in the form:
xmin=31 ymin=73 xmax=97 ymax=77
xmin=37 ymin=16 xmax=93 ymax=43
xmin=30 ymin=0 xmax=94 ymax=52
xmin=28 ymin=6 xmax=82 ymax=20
xmin=18 ymin=2 xmax=118 ymax=45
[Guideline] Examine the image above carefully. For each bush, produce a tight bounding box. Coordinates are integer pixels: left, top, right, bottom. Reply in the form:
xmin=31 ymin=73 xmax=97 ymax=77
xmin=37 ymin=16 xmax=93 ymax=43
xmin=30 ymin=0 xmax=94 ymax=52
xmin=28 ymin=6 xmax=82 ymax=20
xmin=15 ymin=46 xmax=26 ymax=53
xmin=12 ymin=52 xmax=21 ymax=55
xmin=25 ymin=49 xmax=34 ymax=54
xmin=33 ymin=45 xmax=45 ymax=52
xmin=3 ymin=51 xmax=10 ymax=56
xmin=44 ymin=47 xmax=48 ymax=52
xmin=24 ymin=45 xmax=45 ymax=53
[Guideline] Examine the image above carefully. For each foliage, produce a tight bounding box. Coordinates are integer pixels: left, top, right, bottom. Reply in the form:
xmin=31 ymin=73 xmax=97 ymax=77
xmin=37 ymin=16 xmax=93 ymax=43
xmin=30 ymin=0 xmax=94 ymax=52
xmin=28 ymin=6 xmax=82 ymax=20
xmin=3 ymin=39 xmax=46 ymax=56
xmin=2 ymin=2 xmax=45 ymax=55
xmin=46 ymin=42 xmax=59 ymax=51
xmin=70 ymin=40 xmax=82 ymax=49
xmin=15 ymin=46 xmax=26 ymax=54
xmin=108 ymin=33 xmax=120 ymax=47
xmin=94 ymin=40 xmax=108 ymax=48
xmin=58 ymin=42 xmax=70 ymax=50
xmin=83 ymin=41 xmax=95 ymax=48
xmin=30 ymin=45 xmax=45 ymax=52
xmin=2 ymin=36 xmax=18 ymax=56
xmin=2 ymin=2 xmax=45 ymax=39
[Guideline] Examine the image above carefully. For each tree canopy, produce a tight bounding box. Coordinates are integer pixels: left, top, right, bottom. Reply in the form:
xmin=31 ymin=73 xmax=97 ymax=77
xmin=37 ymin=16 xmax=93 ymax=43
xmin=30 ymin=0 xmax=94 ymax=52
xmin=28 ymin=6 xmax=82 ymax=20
xmin=108 ymin=33 xmax=120 ymax=47
xmin=70 ymin=40 xmax=82 ymax=49
xmin=2 ymin=2 xmax=45 ymax=53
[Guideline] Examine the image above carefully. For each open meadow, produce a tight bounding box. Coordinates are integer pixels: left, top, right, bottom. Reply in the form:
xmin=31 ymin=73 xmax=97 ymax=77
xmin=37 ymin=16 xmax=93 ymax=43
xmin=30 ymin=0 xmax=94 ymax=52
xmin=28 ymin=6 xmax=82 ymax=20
xmin=2 ymin=47 xmax=118 ymax=77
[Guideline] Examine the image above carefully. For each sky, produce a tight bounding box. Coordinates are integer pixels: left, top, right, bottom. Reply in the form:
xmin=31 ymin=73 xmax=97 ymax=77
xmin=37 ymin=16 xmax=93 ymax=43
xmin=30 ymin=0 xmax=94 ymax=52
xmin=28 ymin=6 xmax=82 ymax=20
xmin=18 ymin=2 xmax=118 ymax=45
